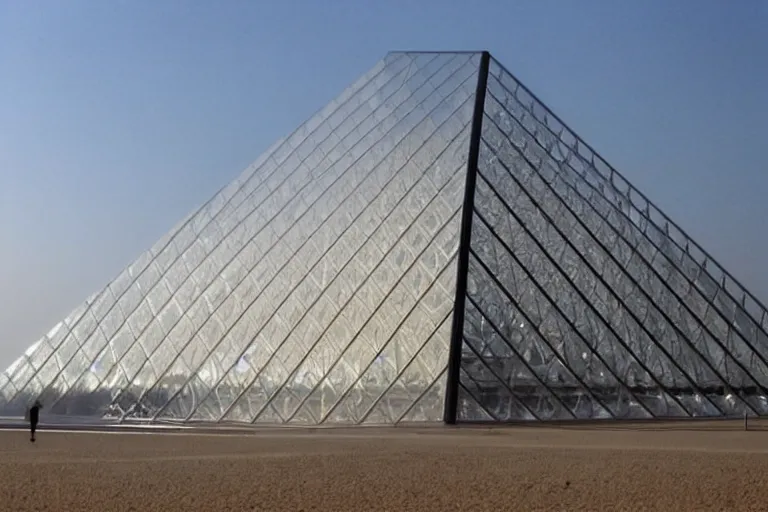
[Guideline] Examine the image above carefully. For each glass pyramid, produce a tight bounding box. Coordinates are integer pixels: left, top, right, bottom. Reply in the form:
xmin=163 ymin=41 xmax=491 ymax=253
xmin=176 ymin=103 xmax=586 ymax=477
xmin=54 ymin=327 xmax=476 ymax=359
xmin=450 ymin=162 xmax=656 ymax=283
xmin=2 ymin=51 xmax=767 ymax=426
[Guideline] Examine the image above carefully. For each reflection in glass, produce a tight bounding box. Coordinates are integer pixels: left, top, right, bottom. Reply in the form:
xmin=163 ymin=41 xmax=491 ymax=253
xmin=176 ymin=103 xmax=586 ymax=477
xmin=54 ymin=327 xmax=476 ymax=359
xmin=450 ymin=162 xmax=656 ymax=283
xmin=457 ymin=58 xmax=768 ymax=421
xmin=3 ymin=52 xmax=767 ymax=426
xmin=0 ymin=52 xmax=479 ymax=424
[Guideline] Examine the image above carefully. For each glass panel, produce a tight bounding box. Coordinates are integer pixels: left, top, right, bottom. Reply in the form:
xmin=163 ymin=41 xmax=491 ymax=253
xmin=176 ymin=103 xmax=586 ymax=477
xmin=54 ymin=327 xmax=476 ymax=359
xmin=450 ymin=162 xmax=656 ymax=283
xmin=0 ymin=52 xmax=479 ymax=424
xmin=458 ymin=59 xmax=768 ymax=421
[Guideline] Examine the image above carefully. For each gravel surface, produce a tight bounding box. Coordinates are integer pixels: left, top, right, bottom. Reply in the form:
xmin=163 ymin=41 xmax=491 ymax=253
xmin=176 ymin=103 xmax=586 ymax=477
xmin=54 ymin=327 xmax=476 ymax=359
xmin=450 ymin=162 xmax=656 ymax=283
xmin=1 ymin=421 xmax=768 ymax=511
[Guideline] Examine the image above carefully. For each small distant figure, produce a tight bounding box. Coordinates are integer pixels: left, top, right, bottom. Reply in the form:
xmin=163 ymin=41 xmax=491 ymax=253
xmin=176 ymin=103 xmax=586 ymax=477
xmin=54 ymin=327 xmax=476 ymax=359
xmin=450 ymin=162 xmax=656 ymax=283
xmin=28 ymin=400 xmax=42 ymax=443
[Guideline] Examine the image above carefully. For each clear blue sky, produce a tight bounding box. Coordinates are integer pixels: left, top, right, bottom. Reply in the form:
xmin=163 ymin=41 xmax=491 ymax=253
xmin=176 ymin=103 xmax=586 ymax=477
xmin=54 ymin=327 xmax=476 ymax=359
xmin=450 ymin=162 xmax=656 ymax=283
xmin=1 ymin=0 xmax=766 ymax=369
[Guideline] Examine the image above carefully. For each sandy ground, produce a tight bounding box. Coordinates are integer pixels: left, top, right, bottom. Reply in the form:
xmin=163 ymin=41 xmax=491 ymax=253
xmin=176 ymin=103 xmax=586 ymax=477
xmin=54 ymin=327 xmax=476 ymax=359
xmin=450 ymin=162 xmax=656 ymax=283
xmin=2 ymin=421 xmax=768 ymax=511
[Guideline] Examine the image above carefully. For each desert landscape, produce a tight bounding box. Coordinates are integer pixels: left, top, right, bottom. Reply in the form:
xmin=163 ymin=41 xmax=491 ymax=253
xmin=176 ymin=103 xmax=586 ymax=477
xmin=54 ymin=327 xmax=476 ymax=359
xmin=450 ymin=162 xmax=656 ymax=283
xmin=1 ymin=421 xmax=768 ymax=511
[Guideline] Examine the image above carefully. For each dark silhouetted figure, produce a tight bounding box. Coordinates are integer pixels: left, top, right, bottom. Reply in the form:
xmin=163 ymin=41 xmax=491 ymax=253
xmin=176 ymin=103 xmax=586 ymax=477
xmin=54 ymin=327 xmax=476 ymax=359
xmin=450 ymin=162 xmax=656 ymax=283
xmin=28 ymin=400 xmax=41 ymax=442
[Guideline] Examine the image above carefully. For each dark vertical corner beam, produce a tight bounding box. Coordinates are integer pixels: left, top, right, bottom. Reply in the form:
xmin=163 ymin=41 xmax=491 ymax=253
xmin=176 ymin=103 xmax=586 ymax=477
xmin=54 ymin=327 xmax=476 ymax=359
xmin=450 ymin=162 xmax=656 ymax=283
xmin=444 ymin=50 xmax=491 ymax=425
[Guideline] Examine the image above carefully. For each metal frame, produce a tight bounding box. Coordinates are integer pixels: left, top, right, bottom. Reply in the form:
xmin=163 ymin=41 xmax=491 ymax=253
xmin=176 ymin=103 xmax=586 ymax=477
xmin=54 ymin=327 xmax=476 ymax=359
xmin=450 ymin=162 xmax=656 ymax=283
xmin=444 ymin=51 xmax=491 ymax=425
xmin=446 ymin=54 xmax=768 ymax=423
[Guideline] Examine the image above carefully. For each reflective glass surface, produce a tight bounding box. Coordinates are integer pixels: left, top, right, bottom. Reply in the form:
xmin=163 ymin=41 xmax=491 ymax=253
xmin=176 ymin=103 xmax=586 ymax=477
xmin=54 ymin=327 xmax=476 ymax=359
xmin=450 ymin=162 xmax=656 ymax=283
xmin=457 ymin=58 xmax=768 ymax=421
xmin=0 ymin=52 xmax=480 ymax=425
xmin=3 ymin=51 xmax=767 ymax=426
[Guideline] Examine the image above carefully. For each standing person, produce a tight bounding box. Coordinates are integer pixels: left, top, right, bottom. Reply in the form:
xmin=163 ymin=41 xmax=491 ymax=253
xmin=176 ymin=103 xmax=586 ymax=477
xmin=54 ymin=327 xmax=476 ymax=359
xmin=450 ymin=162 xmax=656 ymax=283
xmin=28 ymin=400 xmax=41 ymax=442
